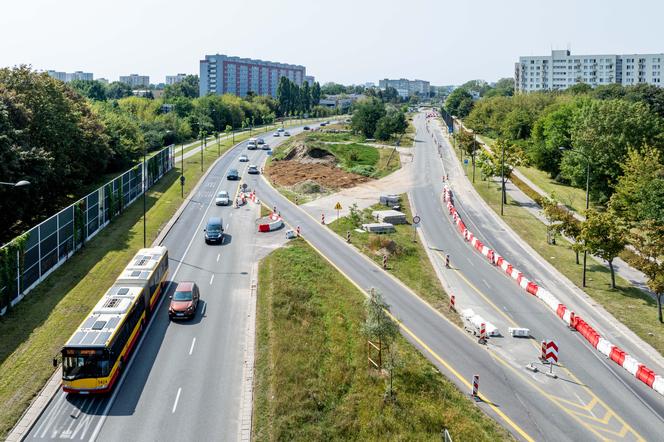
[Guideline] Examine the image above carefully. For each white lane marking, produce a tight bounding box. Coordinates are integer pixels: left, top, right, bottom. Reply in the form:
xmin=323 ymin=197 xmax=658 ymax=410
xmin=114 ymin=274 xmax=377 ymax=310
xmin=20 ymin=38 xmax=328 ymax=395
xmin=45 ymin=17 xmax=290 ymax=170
xmin=225 ymin=223 xmax=230 ymax=230
xmin=72 ymin=399 xmax=104 ymax=440
xmin=216 ymin=254 xmax=220 ymax=262
xmin=37 ymin=392 xmax=67 ymax=437
xmin=189 ymin=337 xmax=196 ymax=355
xmin=201 ymin=303 xmax=207 ymax=316
xmin=89 ymin=149 xmax=236 ymax=441
xmin=209 ymin=274 xmax=215 ymax=285
xmin=172 ymin=387 xmax=182 ymax=413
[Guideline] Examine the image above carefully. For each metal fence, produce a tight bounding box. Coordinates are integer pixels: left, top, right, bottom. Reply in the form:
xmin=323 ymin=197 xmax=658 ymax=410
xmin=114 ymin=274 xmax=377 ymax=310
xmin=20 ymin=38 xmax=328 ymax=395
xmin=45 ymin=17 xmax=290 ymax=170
xmin=0 ymin=145 xmax=174 ymax=315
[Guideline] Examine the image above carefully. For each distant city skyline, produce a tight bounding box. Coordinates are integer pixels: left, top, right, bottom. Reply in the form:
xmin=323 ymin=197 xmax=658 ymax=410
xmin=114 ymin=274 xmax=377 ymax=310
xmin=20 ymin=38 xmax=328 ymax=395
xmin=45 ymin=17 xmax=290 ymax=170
xmin=1 ymin=0 xmax=662 ymax=86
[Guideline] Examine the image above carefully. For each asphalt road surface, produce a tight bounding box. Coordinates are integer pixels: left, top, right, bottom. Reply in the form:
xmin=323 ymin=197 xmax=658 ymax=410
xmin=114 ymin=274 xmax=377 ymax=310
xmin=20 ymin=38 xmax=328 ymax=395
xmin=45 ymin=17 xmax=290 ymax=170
xmin=24 ymin=124 xmax=315 ymax=441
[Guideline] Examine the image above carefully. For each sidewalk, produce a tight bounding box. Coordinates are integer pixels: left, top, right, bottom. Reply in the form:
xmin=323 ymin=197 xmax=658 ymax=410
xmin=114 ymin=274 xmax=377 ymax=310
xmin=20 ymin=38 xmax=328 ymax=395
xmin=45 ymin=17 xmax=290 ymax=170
xmin=453 ymin=119 xmax=655 ymax=300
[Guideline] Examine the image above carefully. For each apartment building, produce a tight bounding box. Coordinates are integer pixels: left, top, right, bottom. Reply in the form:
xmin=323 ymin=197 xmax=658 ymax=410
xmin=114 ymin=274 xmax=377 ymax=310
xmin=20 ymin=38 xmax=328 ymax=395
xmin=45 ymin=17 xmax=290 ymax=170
xmin=199 ymin=54 xmax=306 ymax=97
xmin=119 ymin=74 xmax=150 ymax=88
xmin=378 ymin=78 xmax=430 ymax=98
xmin=47 ymin=70 xmax=93 ymax=83
xmin=165 ymin=73 xmax=188 ymax=85
xmin=515 ymin=50 xmax=664 ymax=92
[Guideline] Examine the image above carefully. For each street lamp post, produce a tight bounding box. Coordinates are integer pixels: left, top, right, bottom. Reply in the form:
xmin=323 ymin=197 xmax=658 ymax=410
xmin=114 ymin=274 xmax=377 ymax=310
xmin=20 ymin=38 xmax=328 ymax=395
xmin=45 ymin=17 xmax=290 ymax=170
xmin=143 ymin=147 xmax=147 ymax=248
xmin=500 ymin=141 xmax=506 ymax=216
xmin=0 ymin=180 xmax=30 ymax=188
xmin=181 ymin=143 xmax=185 ymax=198
xmin=200 ymin=133 xmax=204 ymax=172
xmin=559 ymin=146 xmax=591 ymax=287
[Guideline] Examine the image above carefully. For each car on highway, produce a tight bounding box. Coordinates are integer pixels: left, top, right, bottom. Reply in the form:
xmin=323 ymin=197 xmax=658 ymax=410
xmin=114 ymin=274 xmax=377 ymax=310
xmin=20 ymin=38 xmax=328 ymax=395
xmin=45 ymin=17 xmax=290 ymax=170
xmin=169 ymin=281 xmax=200 ymax=320
xmin=257 ymin=138 xmax=265 ymax=145
xmin=239 ymin=154 xmax=249 ymax=162
xmin=204 ymin=216 xmax=224 ymax=244
xmin=277 ymin=127 xmax=284 ymax=132
xmin=215 ymin=190 xmax=230 ymax=206
xmin=283 ymin=131 xmax=290 ymax=137
xmin=227 ymin=168 xmax=240 ymax=180
xmin=303 ymin=126 xmax=310 ymax=130
xmin=247 ymin=164 xmax=259 ymax=174
xmin=320 ymin=122 xmax=327 ymax=127
xmin=273 ymin=132 xmax=280 ymax=137
xmin=247 ymin=141 xmax=257 ymax=150
xmin=261 ymin=143 xmax=270 ymax=150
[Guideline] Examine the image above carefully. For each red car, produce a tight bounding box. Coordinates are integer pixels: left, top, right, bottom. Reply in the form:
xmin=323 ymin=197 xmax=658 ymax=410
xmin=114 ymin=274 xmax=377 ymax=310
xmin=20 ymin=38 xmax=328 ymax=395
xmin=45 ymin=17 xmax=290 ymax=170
xmin=169 ymin=281 xmax=200 ymax=320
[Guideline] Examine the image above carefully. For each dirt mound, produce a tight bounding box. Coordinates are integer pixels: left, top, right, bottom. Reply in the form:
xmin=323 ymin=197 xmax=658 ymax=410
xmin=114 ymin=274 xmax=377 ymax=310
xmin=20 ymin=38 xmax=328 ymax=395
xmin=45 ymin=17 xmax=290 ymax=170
xmin=283 ymin=141 xmax=335 ymax=166
xmin=268 ymin=161 xmax=370 ymax=189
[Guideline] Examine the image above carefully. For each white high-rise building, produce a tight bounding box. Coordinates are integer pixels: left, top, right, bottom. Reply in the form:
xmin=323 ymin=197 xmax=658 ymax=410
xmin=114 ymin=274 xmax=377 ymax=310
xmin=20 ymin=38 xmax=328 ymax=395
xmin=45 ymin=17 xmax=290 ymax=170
xmin=515 ymin=50 xmax=664 ymax=93
xmin=119 ymin=74 xmax=150 ymax=88
xmin=378 ymin=78 xmax=430 ymax=98
xmin=47 ymin=70 xmax=93 ymax=83
xmin=165 ymin=74 xmax=188 ymax=85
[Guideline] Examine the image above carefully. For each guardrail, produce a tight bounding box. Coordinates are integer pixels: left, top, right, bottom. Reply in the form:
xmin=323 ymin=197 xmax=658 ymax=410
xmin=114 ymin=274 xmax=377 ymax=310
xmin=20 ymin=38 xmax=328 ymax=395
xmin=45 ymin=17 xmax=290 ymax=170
xmin=0 ymin=144 xmax=174 ymax=315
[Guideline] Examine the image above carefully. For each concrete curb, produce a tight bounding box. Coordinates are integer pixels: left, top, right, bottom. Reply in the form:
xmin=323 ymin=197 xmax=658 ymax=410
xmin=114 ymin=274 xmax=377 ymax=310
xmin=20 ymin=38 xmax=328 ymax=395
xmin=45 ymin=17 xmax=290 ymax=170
xmin=238 ymin=261 xmax=258 ymax=442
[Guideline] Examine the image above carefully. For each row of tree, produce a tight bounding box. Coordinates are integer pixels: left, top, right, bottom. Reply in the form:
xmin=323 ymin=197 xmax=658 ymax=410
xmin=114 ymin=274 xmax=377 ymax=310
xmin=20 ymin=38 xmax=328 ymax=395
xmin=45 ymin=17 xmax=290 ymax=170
xmin=276 ymin=77 xmax=322 ymax=116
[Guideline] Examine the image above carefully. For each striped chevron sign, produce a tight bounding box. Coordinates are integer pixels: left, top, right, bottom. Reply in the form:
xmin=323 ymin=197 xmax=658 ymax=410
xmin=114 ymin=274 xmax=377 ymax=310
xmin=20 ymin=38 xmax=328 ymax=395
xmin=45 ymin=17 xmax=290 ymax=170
xmin=544 ymin=340 xmax=559 ymax=364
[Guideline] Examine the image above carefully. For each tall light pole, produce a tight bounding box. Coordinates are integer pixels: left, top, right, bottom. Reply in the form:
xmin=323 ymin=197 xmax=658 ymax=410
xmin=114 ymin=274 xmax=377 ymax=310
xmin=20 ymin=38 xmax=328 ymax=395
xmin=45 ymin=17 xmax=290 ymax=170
xmin=559 ymin=146 xmax=591 ymax=287
xmin=143 ymin=147 xmax=147 ymax=248
xmin=0 ymin=180 xmax=30 ymax=188
xmin=500 ymin=141 xmax=506 ymax=216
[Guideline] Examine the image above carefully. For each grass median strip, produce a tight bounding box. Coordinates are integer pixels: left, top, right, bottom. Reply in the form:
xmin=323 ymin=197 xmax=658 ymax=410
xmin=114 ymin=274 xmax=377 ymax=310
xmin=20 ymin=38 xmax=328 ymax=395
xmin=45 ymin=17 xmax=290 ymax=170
xmin=464 ymin=168 xmax=664 ymax=356
xmin=0 ymin=141 xmax=234 ymax=439
xmin=253 ymin=239 xmax=510 ymax=441
xmin=328 ymin=194 xmax=461 ymax=327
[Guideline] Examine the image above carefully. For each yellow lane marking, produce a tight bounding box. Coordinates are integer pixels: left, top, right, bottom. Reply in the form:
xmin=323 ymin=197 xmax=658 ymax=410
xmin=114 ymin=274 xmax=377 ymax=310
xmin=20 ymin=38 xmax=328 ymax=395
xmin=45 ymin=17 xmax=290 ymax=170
xmin=259 ymin=170 xmax=642 ymax=441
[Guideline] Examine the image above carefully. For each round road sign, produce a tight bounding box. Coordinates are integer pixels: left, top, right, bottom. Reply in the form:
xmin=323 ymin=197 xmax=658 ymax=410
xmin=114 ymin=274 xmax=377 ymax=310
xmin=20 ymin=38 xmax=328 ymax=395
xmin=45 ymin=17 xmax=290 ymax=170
xmin=241 ymin=183 xmax=248 ymax=191
xmin=413 ymin=215 xmax=421 ymax=224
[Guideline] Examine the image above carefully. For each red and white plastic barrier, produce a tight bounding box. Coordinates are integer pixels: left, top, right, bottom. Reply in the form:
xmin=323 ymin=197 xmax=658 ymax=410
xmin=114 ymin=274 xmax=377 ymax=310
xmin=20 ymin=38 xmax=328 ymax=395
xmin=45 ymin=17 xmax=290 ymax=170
xmin=258 ymin=212 xmax=283 ymax=232
xmin=442 ymin=184 xmax=664 ymax=396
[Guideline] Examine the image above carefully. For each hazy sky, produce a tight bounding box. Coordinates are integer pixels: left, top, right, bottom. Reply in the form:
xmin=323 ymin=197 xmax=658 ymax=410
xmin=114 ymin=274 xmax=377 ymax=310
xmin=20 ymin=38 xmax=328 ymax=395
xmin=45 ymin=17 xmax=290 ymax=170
xmin=1 ymin=0 xmax=662 ymax=86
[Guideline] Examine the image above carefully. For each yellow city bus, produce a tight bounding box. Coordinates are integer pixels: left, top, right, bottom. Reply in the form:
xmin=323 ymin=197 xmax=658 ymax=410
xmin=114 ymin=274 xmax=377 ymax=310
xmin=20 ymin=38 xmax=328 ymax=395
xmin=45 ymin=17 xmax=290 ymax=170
xmin=61 ymin=246 xmax=168 ymax=394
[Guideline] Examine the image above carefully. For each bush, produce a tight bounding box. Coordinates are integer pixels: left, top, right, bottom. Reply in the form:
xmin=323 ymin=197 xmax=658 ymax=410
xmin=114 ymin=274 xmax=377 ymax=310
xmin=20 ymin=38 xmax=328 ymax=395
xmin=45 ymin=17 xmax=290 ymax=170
xmin=349 ymin=165 xmax=376 ymax=177
xmin=293 ymin=180 xmax=325 ymax=194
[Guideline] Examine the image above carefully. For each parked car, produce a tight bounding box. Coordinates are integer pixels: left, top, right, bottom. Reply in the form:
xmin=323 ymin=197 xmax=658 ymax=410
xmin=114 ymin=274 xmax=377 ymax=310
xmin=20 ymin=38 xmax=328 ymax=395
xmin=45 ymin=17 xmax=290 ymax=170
xmin=215 ymin=190 xmax=230 ymax=206
xmin=239 ymin=154 xmax=249 ymax=162
xmin=227 ymin=168 xmax=240 ymax=180
xmin=169 ymin=281 xmax=200 ymax=320
xmin=283 ymin=131 xmax=290 ymax=137
xmin=261 ymin=143 xmax=270 ymax=151
xmin=204 ymin=216 xmax=224 ymax=244
xmin=257 ymin=138 xmax=265 ymax=145
xmin=247 ymin=164 xmax=259 ymax=174
xmin=273 ymin=132 xmax=280 ymax=137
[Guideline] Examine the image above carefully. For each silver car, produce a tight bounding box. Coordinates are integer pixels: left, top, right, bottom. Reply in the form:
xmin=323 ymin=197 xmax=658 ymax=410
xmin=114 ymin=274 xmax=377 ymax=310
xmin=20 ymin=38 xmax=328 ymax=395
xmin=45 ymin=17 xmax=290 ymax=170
xmin=215 ymin=190 xmax=230 ymax=206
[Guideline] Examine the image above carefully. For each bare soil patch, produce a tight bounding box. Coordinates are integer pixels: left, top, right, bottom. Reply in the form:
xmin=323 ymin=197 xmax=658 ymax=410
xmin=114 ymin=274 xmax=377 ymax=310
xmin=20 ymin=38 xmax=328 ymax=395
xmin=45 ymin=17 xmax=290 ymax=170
xmin=267 ymin=162 xmax=369 ymax=188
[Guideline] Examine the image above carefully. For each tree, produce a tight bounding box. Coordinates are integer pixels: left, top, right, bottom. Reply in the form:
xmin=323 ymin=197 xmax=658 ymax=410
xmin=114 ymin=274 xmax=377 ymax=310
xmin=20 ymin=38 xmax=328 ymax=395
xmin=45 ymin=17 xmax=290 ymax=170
xmin=383 ymin=87 xmax=399 ymax=104
xmin=374 ymin=108 xmax=407 ymax=141
xmin=363 ymin=288 xmax=399 ymax=400
xmin=566 ymin=83 xmax=593 ymax=95
xmin=106 ymin=81 xmax=133 ymax=99
xmin=445 ymin=88 xmax=474 ymax=118
xmin=301 ymin=81 xmax=311 ymax=113
xmin=69 ymin=80 xmax=107 ymax=101
xmin=460 ymin=79 xmax=490 ymax=97
xmin=501 ymin=108 xmax=534 ymax=140
xmin=609 ymin=146 xmax=664 ymax=226
xmin=311 ymin=81 xmax=321 ymax=105
xmin=478 ymin=150 xmax=496 ymax=184
xmin=163 ymin=75 xmax=199 ymax=99
xmin=624 ymin=83 xmax=664 ymax=118
xmin=580 ymin=210 xmax=627 ymax=288
xmin=629 ymin=221 xmax=664 ymax=322
xmin=351 ymin=98 xmax=386 ymax=138
xmin=561 ymin=99 xmax=663 ymax=202
xmin=483 ymin=78 xmax=514 ymax=98
xmin=529 ymin=100 xmax=578 ymax=177
xmin=320 ymin=82 xmax=346 ymax=95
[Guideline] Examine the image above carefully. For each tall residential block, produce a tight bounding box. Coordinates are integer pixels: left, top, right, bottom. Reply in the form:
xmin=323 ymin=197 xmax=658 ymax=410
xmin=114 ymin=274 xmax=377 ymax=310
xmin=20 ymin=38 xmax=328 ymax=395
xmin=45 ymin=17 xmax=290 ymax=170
xmin=47 ymin=70 xmax=93 ymax=83
xmin=378 ymin=78 xmax=430 ymax=98
xmin=166 ymin=73 xmax=188 ymax=85
xmin=199 ymin=54 xmax=306 ymax=97
xmin=119 ymin=74 xmax=150 ymax=88
xmin=515 ymin=49 xmax=664 ymax=93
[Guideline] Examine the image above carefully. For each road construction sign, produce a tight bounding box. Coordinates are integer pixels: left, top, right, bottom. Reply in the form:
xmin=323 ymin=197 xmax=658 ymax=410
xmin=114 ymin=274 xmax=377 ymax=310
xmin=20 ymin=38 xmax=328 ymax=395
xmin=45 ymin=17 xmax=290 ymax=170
xmin=334 ymin=202 xmax=343 ymax=210
xmin=544 ymin=340 xmax=559 ymax=364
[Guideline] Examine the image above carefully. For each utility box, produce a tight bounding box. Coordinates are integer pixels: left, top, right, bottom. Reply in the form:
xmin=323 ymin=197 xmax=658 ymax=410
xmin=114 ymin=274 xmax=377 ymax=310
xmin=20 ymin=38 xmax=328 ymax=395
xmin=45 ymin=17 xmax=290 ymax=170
xmin=372 ymin=210 xmax=407 ymax=225
xmin=508 ymin=327 xmax=530 ymax=338
xmin=362 ymin=223 xmax=396 ymax=233
xmin=379 ymin=194 xmax=401 ymax=206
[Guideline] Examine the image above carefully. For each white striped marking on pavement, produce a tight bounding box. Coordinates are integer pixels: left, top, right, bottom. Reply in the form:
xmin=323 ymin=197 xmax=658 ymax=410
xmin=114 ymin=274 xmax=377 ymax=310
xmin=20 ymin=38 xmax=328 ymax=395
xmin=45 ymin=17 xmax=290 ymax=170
xmin=216 ymin=254 xmax=220 ymax=262
xmin=209 ymin=274 xmax=215 ymax=285
xmin=172 ymin=388 xmax=181 ymax=413
xmin=189 ymin=338 xmax=196 ymax=356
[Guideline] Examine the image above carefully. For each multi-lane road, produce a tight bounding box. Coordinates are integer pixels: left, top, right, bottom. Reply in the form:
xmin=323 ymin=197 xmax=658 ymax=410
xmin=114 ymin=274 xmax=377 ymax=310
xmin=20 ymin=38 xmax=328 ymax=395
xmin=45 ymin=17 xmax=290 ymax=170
xmin=24 ymin=126 xmax=310 ymax=441
xmin=23 ymin=113 xmax=664 ymax=442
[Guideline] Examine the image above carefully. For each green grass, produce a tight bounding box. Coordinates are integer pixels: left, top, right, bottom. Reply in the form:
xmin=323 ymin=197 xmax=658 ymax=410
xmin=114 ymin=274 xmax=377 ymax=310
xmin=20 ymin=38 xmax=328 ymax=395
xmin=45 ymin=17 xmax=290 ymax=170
xmin=468 ymin=174 xmax=664 ymax=357
xmin=0 ymin=140 xmax=236 ymax=439
xmin=253 ymin=239 xmax=510 ymax=441
xmin=518 ymin=166 xmax=590 ymax=212
xmin=328 ymin=195 xmax=460 ymax=327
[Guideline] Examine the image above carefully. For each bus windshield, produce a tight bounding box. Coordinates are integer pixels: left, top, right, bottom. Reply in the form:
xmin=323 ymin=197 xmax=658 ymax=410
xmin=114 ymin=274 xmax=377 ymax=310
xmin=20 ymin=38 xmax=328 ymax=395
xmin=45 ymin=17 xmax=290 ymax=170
xmin=62 ymin=351 xmax=111 ymax=380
